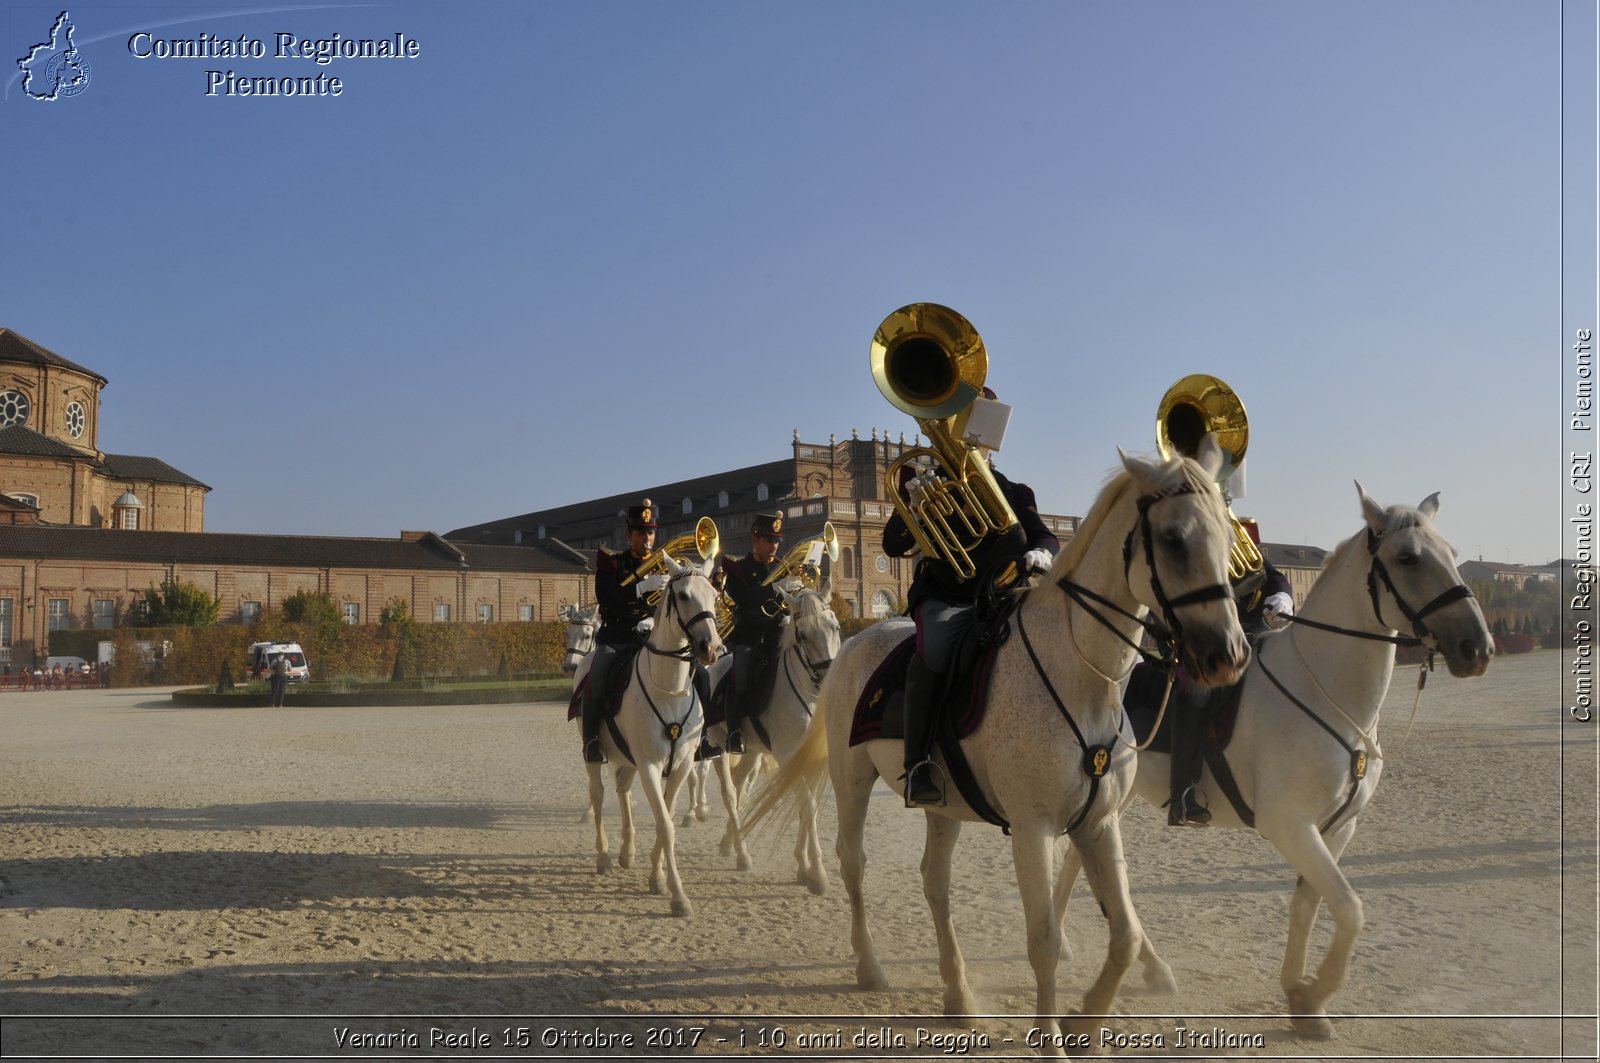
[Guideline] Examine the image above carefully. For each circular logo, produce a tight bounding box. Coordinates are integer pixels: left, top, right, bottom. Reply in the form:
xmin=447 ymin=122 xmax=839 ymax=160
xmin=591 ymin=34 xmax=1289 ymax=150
xmin=45 ymin=51 xmax=91 ymax=98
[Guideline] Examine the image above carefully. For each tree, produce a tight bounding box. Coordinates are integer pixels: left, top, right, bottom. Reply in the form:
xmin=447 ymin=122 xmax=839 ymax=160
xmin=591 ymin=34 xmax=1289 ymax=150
xmin=141 ymin=578 xmax=221 ymax=627
xmin=283 ymin=589 xmax=342 ymax=631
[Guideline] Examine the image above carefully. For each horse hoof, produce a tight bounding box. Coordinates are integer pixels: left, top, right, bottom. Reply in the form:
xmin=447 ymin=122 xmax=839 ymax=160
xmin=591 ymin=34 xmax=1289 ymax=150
xmin=1143 ymin=964 xmax=1179 ymax=995
xmin=671 ymin=898 xmax=693 ymax=918
xmin=679 ymin=813 xmax=692 ymax=827
xmin=736 ymin=854 xmax=752 ymax=872
xmin=695 ymin=807 xmax=708 ymax=822
xmin=802 ymin=873 xmax=826 ymax=896
xmin=648 ymin=878 xmax=663 ymax=895
xmin=1290 ymin=1014 xmax=1336 ymax=1040
xmin=718 ymin=838 xmax=734 ymax=857
xmin=942 ymin=989 xmax=977 ymax=1017
xmin=619 ymin=851 xmax=633 ymax=870
xmin=856 ymin=961 xmax=888 ymax=991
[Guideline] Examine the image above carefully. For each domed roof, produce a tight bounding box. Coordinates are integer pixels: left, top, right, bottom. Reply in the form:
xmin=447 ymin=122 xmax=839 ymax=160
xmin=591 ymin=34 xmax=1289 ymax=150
xmin=112 ymin=491 xmax=143 ymax=508
xmin=0 ymin=329 xmax=106 ymax=383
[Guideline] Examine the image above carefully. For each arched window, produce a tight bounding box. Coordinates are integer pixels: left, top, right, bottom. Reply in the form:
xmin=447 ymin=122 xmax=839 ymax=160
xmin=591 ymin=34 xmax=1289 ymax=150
xmin=756 ymin=483 xmax=769 ymax=502
xmin=682 ymin=497 xmax=693 ymax=514
xmin=538 ymin=525 xmax=546 ymax=539
xmin=842 ymin=546 xmax=855 ymax=579
xmin=718 ymin=490 xmax=729 ymax=508
xmin=513 ymin=529 xmax=522 ymax=545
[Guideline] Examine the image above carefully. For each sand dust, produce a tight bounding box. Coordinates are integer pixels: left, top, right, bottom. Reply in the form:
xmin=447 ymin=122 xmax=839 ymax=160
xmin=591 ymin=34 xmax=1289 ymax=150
xmin=0 ymin=650 xmax=1593 ymax=1059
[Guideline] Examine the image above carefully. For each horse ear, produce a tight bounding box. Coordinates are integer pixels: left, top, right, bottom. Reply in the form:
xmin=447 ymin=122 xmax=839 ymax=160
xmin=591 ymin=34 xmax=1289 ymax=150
xmin=1355 ymin=480 xmax=1386 ymax=533
xmin=1192 ymin=433 xmax=1225 ymax=480
xmin=1418 ymin=492 xmax=1440 ymax=519
xmin=1118 ymin=446 xmax=1163 ymax=490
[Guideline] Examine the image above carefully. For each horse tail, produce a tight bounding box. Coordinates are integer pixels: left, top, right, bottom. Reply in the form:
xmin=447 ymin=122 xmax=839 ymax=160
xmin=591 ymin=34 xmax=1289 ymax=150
xmin=740 ymin=673 xmax=832 ymax=841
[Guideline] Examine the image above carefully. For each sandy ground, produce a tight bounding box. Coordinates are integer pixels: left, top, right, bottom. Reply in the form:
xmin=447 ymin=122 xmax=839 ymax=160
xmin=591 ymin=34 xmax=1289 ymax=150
xmin=0 ymin=649 xmax=1594 ymax=1061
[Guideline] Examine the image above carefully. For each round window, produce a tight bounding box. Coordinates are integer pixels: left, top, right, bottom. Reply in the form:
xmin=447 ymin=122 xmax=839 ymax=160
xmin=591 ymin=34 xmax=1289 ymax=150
xmin=874 ymin=554 xmax=889 ymax=574
xmin=0 ymin=390 xmax=30 ymax=428
xmin=65 ymin=401 xmax=85 ymax=438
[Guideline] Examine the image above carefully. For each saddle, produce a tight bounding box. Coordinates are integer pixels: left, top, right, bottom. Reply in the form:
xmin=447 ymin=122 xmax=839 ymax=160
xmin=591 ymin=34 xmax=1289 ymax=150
xmin=848 ymin=605 xmax=1009 ymax=748
xmin=565 ymin=643 xmax=644 ymax=723
xmin=1122 ymin=660 xmax=1248 ymax=756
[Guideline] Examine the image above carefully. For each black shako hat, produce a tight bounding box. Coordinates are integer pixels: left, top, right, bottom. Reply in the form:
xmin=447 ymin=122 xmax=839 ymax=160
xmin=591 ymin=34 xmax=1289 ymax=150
xmin=752 ymin=512 xmax=783 ymax=542
xmin=626 ymin=498 xmax=658 ymax=531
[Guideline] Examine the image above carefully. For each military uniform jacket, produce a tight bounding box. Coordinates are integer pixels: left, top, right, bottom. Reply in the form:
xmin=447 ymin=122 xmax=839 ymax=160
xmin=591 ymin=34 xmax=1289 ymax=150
xmin=595 ymin=547 xmax=657 ymax=646
xmin=720 ymin=553 xmax=785 ymax=647
xmin=884 ymin=468 xmax=1060 ymax=610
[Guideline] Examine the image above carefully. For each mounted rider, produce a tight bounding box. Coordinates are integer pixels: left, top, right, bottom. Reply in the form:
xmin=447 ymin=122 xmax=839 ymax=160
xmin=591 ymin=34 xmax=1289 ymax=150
xmin=580 ymin=498 xmax=664 ymax=764
xmin=883 ymin=385 xmax=1060 ymax=808
xmin=1130 ymin=375 xmax=1296 ymax=826
xmin=716 ymin=512 xmax=792 ymax=754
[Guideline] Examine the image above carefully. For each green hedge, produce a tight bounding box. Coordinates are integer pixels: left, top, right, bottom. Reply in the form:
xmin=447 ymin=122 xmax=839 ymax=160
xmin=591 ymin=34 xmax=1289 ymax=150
xmin=52 ymin=620 xmax=569 ymax=686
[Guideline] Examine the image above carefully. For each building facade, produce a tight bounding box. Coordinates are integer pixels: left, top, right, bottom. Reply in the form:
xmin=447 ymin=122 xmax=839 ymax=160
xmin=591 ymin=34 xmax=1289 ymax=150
xmin=446 ymin=430 xmax=1083 ymax=620
xmin=0 ymin=329 xmax=209 ymax=531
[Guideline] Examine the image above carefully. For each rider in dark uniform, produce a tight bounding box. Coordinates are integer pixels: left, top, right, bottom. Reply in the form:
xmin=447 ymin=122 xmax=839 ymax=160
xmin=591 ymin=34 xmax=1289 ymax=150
xmin=580 ymin=498 xmax=667 ymax=764
xmin=717 ymin=512 xmax=789 ymax=754
xmin=883 ymin=395 xmax=1059 ymax=807
xmin=1139 ymin=519 xmax=1296 ymax=826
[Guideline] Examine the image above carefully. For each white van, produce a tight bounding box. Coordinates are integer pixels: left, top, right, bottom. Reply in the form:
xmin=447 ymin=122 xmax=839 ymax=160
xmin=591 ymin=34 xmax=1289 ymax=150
xmin=246 ymin=641 xmax=310 ymax=683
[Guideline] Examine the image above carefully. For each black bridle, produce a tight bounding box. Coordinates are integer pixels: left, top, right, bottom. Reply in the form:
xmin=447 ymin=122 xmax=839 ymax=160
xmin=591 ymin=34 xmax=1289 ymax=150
xmin=1058 ymin=480 xmax=1234 ymax=672
xmin=642 ymin=568 xmax=720 ymax=661
xmin=1282 ymin=527 xmax=1475 ymax=651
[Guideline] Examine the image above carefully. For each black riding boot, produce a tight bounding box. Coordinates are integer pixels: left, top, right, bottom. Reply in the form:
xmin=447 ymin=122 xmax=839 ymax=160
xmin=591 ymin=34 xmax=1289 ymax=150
xmin=580 ymin=686 xmax=607 ymax=764
xmin=694 ymin=668 xmax=721 ymax=759
xmin=901 ymin=656 xmax=945 ymax=807
xmin=1166 ymin=704 xmax=1210 ymax=826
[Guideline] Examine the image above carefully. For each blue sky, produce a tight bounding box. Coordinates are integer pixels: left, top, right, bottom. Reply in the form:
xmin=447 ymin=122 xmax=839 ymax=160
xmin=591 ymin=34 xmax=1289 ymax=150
xmin=3 ymin=1 xmax=1582 ymax=565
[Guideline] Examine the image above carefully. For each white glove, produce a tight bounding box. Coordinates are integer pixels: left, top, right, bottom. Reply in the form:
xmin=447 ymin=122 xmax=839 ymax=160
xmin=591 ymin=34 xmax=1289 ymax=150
xmin=780 ymin=578 xmax=804 ymax=594
xmin=1262 ymin=592 xmax=1294 ymax=630
xmin=634 ymin=617 xmax=655 ymax=636
xmin=778 ymin=613 xmax=792 ymax=627
xmin=635 ymin=573 xmax=670 ymax=596
xmin=1022 ymin=548 xmax=1054 ymax=575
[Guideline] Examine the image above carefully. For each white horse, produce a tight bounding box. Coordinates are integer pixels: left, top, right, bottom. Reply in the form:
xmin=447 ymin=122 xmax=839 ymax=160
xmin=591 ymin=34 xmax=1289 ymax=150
xmin=707 ymin=585 xmax=842 ymax=892
xmin=1060 ymin=482 xmax=1494 ymax=1039
xmin=748 ymin=439 xmax=1250 ymax=1053
xmin=585 ymin=556 xmax=725 ymax=917
xmin=559 ymin=602 xmax=599 ymax=678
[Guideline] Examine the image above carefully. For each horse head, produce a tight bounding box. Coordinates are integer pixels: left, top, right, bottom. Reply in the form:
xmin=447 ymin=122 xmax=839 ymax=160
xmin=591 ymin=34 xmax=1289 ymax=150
xmin=1355 ymin=483 xmax=1493 ymax=678
xmin=658 ymin=555 xmax=725 ymax=667
xmin=561 ymin=603 xmax=598 ymax=677
xmin=780 ymin=586 xmax=842 ymax=679
xmin=1118 ymin=433 xmax=1251 ymax=687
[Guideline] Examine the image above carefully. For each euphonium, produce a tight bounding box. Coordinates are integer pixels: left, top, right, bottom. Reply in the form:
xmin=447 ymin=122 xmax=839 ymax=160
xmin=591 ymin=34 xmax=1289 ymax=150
xmin=870 ymin=303 xmax=1018 ymax=581
xmin=759 ymin=522 xmax=840 ymax=616
xmin=1156 ymin=373 xmax=1266 ymax=586
xmin=619 ymin=516 xmax=733 ymax=637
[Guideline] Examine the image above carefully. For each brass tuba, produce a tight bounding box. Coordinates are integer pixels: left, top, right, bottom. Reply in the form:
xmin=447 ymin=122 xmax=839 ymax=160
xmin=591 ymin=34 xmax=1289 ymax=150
xmin=870 ymin=303 xmax=1018 ymax=580
xmin=759 ymin=522 xmax=840 ymax=615
xmin=1156 ymin=374 xmax=1265 ymax=585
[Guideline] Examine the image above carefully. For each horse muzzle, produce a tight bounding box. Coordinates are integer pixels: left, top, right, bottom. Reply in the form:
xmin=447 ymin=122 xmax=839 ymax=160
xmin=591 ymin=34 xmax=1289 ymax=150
xmin=1187 ymin=636 xmax=1252 ymax=688
xmin=1441 ymin=632 xmax=1494 ymax=678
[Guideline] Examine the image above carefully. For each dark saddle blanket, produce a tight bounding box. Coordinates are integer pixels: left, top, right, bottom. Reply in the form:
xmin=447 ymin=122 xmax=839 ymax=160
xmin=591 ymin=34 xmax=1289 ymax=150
xmin=1122 ymin=661 xmax=1247 ymax=754
xmin=705 ymin=643 xmax=781 ymax=730
xmin=565 ymin=644 xmax=643 ymax=722
xmin=848 ymin=629 xmax=1003 ymax=748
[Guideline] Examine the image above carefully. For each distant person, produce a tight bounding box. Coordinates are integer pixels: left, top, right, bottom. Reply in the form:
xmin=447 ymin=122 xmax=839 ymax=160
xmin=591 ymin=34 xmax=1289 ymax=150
xmin=269 ymin=654 xmax=289 ymax=707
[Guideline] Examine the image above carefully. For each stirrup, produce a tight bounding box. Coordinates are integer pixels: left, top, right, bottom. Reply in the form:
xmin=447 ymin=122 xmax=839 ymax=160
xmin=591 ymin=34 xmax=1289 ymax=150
xmin=900 ymin=760 xmax=946 ymax=808
xmin=1165 ymin=785 xmax=1210 ymax=827
xmin=724 ymin=729 xmax=745 ymax=754
xmin=696 ymin=734 xmax=722 ymax=760
xmin=583 ymin=738 xmax=607 ymax=765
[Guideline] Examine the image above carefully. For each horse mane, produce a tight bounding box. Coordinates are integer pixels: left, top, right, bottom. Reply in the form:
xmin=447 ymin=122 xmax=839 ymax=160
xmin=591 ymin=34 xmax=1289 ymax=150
xmin=1060 ymin=455 xmax=1215 ymax=576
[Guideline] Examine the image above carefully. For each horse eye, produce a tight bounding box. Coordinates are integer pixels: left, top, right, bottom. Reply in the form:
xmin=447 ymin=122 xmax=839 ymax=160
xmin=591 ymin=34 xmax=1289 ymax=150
xmin=1160 ymin=529 xmax=1186 ymax=554
xmin=1397 ymin=551 xmax=1419 ymax=567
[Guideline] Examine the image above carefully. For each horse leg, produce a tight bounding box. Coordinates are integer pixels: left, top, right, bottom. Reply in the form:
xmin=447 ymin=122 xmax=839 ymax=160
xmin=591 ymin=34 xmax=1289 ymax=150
xmin=1012 ymin=823 xmax=1071 ymax=1056
xmin=834 ymin=751 xmax=887 ymax=990
xmin=587 ymin=761 xmax=612 ymax=874
xmin=797 ymin=784 xmax=826 ymax=895
xmin=713 ymin=749 xmax=752 ymax=871
xmin=1066 ymin=817 xmax=1146 ymax=1049
xmin=641 ymin=763 xmax=692 ymax=917
xmin=1276 ymin=820 xmax=1359 ymax=1040
xmin=1055 ymin=838 xmax=1175 ymax=994
xmin=679 ymin=761 xmax=701 ymax=827
xmin=922 ymin=814 xmax=976 ymax=1016
xmin=614 ymin=765 xmax=637 ymax=870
